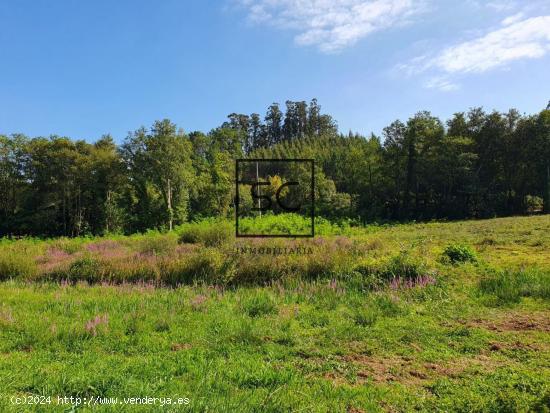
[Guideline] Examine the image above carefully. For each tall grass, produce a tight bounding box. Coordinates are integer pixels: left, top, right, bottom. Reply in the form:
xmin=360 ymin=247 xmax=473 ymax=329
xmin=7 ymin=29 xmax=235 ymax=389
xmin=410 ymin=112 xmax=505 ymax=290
xmin=2 ymin=215 xmax=547 ymax=289
xmin=0 ymin=249 xmax=37 ymax=280
xmin=0 ymin=232 xmax=423 ymax=287
xmin=178 ymin=218 xmax=232 ymax=247
xmin=479 ymin=268 xmax=550 ymax=304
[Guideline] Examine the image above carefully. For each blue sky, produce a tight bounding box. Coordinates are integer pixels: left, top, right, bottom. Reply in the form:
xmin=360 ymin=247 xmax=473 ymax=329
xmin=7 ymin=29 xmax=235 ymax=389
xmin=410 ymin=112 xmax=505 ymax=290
xmin=1 ymin=0 xmax=549 ymax=142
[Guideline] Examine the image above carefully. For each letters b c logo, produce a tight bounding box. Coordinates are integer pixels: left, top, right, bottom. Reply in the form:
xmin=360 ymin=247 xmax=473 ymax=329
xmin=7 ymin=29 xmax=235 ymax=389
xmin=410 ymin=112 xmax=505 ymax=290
xmin=250 ymin=181 xmax=300 ymax=212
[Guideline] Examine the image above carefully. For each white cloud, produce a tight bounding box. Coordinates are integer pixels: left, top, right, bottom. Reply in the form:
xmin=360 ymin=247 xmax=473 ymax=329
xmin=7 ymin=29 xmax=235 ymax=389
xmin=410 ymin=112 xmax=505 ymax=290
xmin=434 ymin=16 xmax=550 ymax=74
xmin=400 ymin=15 xmax=550 ymax=90
xmin=501 ymin=12 xmax=524 ymax=25
xmin=486 ymin=1 xmax=518 ymax=12
xmin=424 ymin=76 xmax=460 ymax=92
xmin=237 ymin=0 xmax=426 ymax=53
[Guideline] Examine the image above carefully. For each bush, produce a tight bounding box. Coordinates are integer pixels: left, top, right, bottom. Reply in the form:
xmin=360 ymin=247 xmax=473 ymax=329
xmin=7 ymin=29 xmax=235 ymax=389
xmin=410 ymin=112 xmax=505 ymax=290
xmin=238 ymin=214 xmax=313 ymax=237
xmin=105 ymin=256 xmax=159 ymax=283
xmin=178 ymin=219 xmax=232 ymax=247
xmin=379 ymin=252 xmax=426 ymax=280
xmin=0 ymin=250 xmax=37 ymax=280
xmin=159 ymin=248 xmax=233 ymax=286
xmin=442 ymin=243 xmax=477 ymax=264
xmin=67 ymin=257 xmax=104 ymax=283
xmin=525 ymin=195 xmax=543 ymax=213
xmin=351 ymin=252 xmax=429 ymax=291
xmin=135 ymin=234 xmax=178 ymax=255
xmin=48 ymin=238 xmax=83 ymax=254
xmin=233 ymin=254 xmax=289 ymax=285
xmin=236 ymin=214 xmax=360 ymax=237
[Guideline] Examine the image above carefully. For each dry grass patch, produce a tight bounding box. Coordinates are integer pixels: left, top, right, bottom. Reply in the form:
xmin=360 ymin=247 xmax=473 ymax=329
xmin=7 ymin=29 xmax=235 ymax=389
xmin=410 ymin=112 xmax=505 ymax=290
xmin=469 ymin=311 xmax=550 ymax=333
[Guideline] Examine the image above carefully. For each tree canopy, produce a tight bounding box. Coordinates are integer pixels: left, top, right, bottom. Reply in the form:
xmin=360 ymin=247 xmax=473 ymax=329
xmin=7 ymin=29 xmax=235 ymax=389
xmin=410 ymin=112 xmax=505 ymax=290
xmin=1 ymin=100 xmax=549 ymax=236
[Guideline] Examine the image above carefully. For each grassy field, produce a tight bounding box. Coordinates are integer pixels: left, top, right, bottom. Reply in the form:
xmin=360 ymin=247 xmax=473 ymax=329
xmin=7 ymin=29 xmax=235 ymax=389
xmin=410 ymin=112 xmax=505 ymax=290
xmin=0 ymin=215 xmax=549 ymax=412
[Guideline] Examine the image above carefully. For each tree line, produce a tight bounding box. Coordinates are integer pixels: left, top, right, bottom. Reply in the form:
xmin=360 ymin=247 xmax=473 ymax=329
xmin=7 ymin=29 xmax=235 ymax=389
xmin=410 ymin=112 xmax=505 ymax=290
xmin=1 ymin=99 xmax=549 ymax=236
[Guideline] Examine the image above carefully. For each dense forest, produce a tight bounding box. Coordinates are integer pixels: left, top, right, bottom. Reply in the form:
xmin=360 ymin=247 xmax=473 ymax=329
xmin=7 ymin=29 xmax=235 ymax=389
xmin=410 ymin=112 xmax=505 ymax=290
xmin=1 ymin=99 xmax=549 ymax=237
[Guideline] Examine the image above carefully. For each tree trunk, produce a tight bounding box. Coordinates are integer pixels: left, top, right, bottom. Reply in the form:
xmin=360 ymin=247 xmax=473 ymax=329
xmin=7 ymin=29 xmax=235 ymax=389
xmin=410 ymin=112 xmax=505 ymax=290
xmin=544 ymin=163 xmax=550 ymax=214
xmin=106 ymin=190 xmax=111 ymax=233
xmin=167 ymin=178 xmax=173 ymax=231
xmin=404 ymin=140 xmax=415 ymax=219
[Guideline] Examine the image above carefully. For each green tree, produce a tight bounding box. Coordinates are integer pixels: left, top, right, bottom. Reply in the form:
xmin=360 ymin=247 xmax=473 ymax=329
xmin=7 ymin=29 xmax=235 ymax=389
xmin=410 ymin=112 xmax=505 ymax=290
xmin=122 ymin=120 xmax=193 ymax=231
xmin=265 ymin=103 xmax=283 ymax=145
xmin=536 ymin=110 xmax=550 ymax=213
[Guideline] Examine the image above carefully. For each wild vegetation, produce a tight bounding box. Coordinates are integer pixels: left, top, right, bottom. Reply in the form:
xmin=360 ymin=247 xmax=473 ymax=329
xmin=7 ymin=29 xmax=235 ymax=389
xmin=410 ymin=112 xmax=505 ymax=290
xmin=0 ymin=215 xmax=549 ymax=411
xmin=1 ymin=100 xmax=550 ymax=410
xmin=1 ymin=100 xmax=550 ymax=237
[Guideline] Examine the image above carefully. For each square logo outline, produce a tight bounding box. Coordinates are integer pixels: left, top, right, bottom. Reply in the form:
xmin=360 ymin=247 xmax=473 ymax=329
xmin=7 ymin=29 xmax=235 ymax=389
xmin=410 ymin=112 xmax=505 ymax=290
xmin=235 ymin=159 xmax=315 ymax=238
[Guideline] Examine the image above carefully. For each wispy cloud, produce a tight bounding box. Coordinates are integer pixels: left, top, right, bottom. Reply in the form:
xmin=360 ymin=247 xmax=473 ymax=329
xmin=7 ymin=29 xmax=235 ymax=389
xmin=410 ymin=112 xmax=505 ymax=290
xmin=435 ymin=16 xmax=550 ymax=74
xmin=501 ymin=12 xmax=524 ymax=26
xmin=237 ymin=0 xmax=426 ymax=53
xmin=424 ymin=76 xmax=460 ymax=92
xmin=486 ymin=0 xmax=518 ymax=12
xmin=400 ymin=14 xmax=550 ymax=91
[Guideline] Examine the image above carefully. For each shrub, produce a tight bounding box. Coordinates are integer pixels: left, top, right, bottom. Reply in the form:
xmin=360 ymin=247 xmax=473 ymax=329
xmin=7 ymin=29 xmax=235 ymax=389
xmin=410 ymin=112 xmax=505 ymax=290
xmin=525 ymin=195 xmax=543 ymax=213
xmin=48 ymin=238 xmax=83 ymax=254
xmin=379 ymin=252 xmax=426 ymax=280
xmin=238 ymin=214 xmax=313 ymax=236
xmin=67 ymin=257 xmax=104 ymax=283
xmin=236 ymin=214 xmax=361 ymax=237
xmin=234 ymin=254 xmax=288 ymax=285
xmin=442 ymin=243 xmax=477 ymax=264
xmin=104 ymin=256 xmax=159 ymax=283
xmin=178 ymin=219 xmax=232 ymax=247
xmin=352 ymin=252 xmax=428 ymax=287
xmin=240 ymin=291 xmax=277 ymax=317
xmin=344 ymin=270 xmax=385 ymax=292
xmin=0 ymin=250 xmax=37 ymax=280
xmin=159 ymin=248 xmax=231 ymax=286
xmin=135 ymin=234 xmax=178 ymax=255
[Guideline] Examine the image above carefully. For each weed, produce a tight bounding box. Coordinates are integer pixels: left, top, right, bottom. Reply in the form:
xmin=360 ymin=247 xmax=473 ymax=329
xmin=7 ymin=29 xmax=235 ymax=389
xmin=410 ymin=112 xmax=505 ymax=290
xmin=84 ymin=314 xmax=109 ymax=337
xmin=442 ymin=243 xmax=478 ymax=265
xmin=241 ymin=291 xmax=277 ymax=317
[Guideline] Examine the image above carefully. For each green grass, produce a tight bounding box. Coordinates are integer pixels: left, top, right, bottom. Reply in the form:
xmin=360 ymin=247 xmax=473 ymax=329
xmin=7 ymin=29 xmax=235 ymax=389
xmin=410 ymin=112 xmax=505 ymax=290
xmin=0 ymin=215 xmax=549 ymax=411
xmin=479 ymin=267 xmax=550 ymax=305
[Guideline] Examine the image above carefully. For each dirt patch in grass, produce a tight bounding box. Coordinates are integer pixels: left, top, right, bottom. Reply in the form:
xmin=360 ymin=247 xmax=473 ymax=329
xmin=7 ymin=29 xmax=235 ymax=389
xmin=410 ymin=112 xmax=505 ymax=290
xmin=321 ymin=354 xmax=504 ymax=387
xmin=488 ymin=340 xmax=545 ymax=352
xmin=345 ymin=354 xmax=409 ymax=384
xmin=470 ymin=311 xmax=550 ymax=333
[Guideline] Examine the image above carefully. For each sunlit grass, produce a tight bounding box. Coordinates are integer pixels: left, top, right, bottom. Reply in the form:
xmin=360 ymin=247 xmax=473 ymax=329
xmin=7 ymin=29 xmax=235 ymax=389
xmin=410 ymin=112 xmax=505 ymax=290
xmin=0 ymin=215 xmax=549 ymax=411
